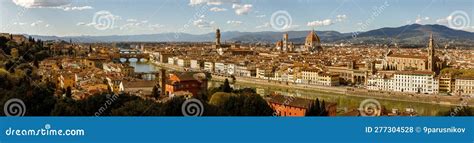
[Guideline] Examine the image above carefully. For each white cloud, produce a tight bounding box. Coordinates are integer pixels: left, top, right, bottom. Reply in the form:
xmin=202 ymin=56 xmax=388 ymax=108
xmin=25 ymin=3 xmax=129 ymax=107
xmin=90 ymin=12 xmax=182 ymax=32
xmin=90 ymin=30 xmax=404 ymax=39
xmin=149 ymin=24 xmax=164 ymax=30
xmin=85 ymin=23 xmax=95 ymax=27
xmin=193 ymin=19 xmax=215 ymax=29
xmin=61 ymin=6 xmax=93 ymax=11
xmin=307 ymin=14 xmax=348 ymax=27
xmin=149 ymin=24 xmax=164 ymax=28
xmin=415 ymin=15 xmax=430 ymax=24
xmin=119 ymin=23 xmax=136 ymax=30
xmin=127 ymin=19 xmax=138 ymax=22
xmin=232 ymin=4 xmax=252 ymax=15
xmin=189 ymin=0 xmax=240 ymax=6
xmin=227 ymin=20 xmax=242 ymax=25
xmin=45 ymin=24 xmax=50 ymax=27
xmin=210 ymin=7 xmax=227 ymax=12
xmin=30 ymin=20 xmax=43 ymax=27
xmin=436 ymin=16 xmax=452 ymax=25
xmin=307 ymin=19 xmax=333 ymax=27
xmin=13 ymin=22 xmax=26 ymax=26
xmin=278 ymin=24 xmax=300 ymax=31
xmin=12 ymin=0 xmax=92 ymax=11
xmin=255 ymin=22 xmax=270 ymax=29
xmin=12 ymin=0 xmax=70 ymax=8
xmin=75 ymin=11 xmax=121 ymax=30
xmin=76 ymin=22 xmax=86 ymax=26
xmin=118 ymin=19 xmax=163 ymax=32
xmin=256 ymin=14 xmax=266 ymax=18
xmin=336 ymin=14 xmax=347 ymax=22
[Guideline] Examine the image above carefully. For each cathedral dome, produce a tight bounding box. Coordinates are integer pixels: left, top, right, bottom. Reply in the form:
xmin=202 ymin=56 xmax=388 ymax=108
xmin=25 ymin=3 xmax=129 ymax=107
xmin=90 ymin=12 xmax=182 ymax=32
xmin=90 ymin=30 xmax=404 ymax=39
xmin=305 ymin=30 xmax=321 ymax=44
xmin=276 ymin=40 xmax=283 ymax=47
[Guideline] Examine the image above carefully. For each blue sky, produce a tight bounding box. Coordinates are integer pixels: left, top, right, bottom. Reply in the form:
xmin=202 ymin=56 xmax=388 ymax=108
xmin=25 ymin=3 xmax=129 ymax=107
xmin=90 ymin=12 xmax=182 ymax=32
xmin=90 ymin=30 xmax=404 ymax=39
xmin=1 ymin=0 xmax=473 ymax=36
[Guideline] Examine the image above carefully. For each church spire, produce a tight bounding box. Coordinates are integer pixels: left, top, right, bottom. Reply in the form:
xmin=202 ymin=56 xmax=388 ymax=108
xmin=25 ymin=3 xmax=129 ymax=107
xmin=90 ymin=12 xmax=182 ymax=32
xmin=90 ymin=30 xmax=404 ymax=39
xmin=427 ymin=33 xmax=436 ymax=72
xmin=429 ymin=33 xmax=434 ymax=50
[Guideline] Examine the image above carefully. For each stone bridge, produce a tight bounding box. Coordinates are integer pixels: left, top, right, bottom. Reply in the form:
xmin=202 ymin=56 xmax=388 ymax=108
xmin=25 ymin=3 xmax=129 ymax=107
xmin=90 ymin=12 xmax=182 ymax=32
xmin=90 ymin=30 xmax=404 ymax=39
xmin=113 ymin=49 xmax=150 ymax=62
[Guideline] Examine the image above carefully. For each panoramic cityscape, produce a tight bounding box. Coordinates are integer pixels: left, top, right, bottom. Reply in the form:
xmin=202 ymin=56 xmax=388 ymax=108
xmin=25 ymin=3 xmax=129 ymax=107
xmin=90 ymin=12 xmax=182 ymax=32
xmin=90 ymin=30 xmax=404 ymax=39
xmin=1 ymin=0 xmax=473 ymax=117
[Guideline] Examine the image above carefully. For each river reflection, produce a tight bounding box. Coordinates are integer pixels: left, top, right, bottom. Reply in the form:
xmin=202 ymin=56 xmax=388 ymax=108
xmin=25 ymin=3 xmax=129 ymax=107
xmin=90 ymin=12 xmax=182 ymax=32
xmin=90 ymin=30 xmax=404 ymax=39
xmin=129 ymin=61 xmax=452 ymax=116
xmin=208 ymin=81 xmax=452 ymax=116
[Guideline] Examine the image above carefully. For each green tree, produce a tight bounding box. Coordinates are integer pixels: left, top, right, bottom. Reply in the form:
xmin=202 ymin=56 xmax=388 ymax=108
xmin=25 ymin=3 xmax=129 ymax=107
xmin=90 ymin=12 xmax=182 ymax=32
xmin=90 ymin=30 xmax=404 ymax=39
xmin=222 ymin=78 xmax=232 ymax=93
xmin=162 ymin=96 xmax=185 ymax=116
xmin=242 ymin=94 xmax=274 ymax=116
xmin=65 ymin=86 xmax=72 ymax=98
xmin=111 ymin=100 xmax=163 ymax=116
xmin=440 ymin=106 xmax=473 ymax=116
xmin=51 ymin=98 xmax=83 ymax=116
xmin=306 ymin=98 xmax=328 ymax=116
xmin=151 ymin=85 xmax=160 ymax=98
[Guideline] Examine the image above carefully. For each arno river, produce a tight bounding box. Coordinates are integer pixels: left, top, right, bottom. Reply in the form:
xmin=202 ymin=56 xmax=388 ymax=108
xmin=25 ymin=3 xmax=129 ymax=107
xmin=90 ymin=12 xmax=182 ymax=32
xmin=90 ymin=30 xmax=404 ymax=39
xmin=128 ymin=60 xmax=453 ymax=116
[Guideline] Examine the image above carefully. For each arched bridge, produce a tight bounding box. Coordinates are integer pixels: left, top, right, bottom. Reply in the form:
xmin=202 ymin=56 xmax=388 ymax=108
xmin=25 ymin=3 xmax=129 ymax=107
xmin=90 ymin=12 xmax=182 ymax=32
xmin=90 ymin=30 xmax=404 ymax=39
xmin=113 ymin=49 xmax=150 ymax=62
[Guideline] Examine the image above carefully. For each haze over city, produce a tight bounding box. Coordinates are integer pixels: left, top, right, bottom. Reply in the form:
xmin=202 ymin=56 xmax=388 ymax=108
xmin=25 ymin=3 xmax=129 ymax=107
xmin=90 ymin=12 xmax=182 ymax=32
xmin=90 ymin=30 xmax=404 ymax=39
xmin=1 ymin=0 xmax=474 ymax=36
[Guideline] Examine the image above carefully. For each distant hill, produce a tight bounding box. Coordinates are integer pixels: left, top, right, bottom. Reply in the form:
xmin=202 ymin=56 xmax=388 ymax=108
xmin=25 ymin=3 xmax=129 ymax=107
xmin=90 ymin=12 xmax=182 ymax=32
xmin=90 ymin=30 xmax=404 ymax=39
xmin=341 ymin=24 xmax=474 ymax=46
xmin=27 ymin=24 xmax=474 ymax=47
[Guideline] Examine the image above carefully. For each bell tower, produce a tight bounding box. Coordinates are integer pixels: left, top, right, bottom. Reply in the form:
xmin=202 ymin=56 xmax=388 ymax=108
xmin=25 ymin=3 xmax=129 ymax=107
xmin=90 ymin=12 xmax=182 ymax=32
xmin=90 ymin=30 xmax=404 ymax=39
xmin=427 ymin=33 xmax=436 ymax=72
xmin=215 ymin=28 xmax=221 ymax=46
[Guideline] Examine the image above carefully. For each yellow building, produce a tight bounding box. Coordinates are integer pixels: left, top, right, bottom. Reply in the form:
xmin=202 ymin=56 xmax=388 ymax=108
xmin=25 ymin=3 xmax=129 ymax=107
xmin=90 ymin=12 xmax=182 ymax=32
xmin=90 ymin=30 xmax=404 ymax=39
xmin=327 ymin=61 xmax=369 ymax=85
xmin=439 ymin=73 xmax=455 ymax=93
xmin=58 ymin=73 xmax=78 ymax=89
xmin=383 ymin=34 xmax=443 ymax=73
xmin=301 ymin=68 xmax=339 ymax=86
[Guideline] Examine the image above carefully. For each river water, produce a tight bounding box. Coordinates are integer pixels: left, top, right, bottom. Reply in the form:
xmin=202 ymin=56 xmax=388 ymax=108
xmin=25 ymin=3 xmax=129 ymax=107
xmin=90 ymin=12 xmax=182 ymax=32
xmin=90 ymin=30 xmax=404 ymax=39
xmin=129 ymin=61 xmax=453 ymax=116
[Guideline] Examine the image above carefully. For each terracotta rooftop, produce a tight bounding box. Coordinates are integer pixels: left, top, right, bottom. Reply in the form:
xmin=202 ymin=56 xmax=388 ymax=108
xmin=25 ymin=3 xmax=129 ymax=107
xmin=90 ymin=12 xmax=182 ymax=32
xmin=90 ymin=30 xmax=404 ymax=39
xmin=267 ymin=94 xmax=312 ymax=109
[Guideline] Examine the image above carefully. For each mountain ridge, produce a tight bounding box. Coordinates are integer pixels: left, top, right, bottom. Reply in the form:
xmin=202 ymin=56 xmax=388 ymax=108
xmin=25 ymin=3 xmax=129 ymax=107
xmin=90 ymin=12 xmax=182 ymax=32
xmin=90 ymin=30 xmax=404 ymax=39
xmin=26 ymin=24 xmax=474 ymax=47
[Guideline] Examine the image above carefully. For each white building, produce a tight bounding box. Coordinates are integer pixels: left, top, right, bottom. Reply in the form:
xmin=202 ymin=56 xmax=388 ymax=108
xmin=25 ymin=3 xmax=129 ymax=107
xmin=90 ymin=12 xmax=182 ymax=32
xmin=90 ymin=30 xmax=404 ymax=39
xmin=177 ymin=58 xmax=190 ymax=67
xmin=235 ymin=65 xmax=255 ymax=77
xmin=367 ymin=74 xmax=394 ymax=91
xmin=367 ymin=71 xmax=439 ymax=94
xmin=190 ymin=59 xmax=202 ymax=70
xmin=204 ymin=61 xmax=214 ymax=72
xmin=256 ymin=66 xmax=274 ymax=80
xmin=393 ymin=71 xmax=439 ymax=94
xmin=455 ymin=77 xmax=474 ymax=96
xmin=226 ymin=63 xmax=235 ymax=76
xmin=167 ymin=57 xmax=177 ymax=65
xmin=214 ymin=62 xmax=226 ymax=75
